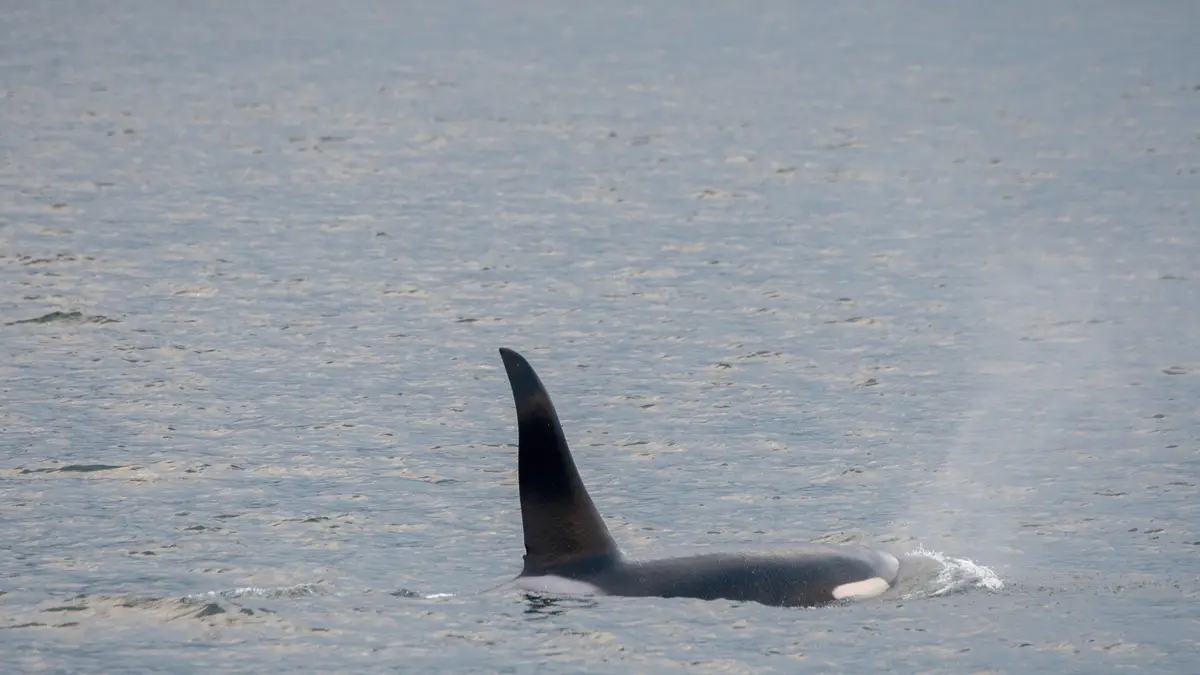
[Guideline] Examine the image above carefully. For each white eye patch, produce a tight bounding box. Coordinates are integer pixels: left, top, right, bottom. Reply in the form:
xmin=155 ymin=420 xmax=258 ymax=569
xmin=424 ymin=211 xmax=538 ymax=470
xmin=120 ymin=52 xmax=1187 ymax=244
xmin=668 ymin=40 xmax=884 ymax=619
xmin=831 ymin=576 xmax=891 ymax=600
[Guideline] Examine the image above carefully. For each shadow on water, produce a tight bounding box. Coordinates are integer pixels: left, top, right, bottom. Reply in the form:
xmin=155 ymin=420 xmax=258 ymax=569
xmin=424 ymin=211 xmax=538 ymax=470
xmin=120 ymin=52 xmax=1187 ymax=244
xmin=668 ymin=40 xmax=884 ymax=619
xmin=522 ymin=594 xmax=600 ymax=619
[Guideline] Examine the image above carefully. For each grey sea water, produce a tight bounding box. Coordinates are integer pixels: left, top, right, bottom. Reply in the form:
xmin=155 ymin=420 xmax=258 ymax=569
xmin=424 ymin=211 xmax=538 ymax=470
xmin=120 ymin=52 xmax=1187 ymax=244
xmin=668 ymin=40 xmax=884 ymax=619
xmin=2 ymin=1 xmax=1197 ymax=672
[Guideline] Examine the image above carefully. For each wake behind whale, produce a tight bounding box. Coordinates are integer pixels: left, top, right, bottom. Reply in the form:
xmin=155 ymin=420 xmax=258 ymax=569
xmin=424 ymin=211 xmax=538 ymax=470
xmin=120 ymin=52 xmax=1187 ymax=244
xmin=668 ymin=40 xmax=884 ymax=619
xmin=496 ymin=347 xmax=901 ymax=609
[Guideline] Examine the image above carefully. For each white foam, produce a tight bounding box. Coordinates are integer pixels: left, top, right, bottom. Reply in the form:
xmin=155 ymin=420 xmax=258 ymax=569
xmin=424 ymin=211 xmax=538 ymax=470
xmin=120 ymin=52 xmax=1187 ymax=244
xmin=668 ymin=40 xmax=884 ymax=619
xmin=184 ymin=583 xmax=320 ymax=602
xmin=879 ymin=551 xmax=901 ymax=580
xmin=902 ymin=546 xmax=1004 ymax=599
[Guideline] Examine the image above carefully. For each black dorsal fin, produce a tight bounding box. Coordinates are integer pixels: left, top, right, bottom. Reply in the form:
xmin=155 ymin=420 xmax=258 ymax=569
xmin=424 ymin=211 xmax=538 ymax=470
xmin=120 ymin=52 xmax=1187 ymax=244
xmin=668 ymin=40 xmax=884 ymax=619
xmin=498 ymin=348 xmax=619 ymax=575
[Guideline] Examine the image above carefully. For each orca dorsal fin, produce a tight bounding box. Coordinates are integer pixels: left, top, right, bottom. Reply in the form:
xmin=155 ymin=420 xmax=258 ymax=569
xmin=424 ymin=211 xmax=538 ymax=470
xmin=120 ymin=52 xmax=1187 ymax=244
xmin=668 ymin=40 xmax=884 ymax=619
xmin=498 ymin=348 xmax=619 ymax=575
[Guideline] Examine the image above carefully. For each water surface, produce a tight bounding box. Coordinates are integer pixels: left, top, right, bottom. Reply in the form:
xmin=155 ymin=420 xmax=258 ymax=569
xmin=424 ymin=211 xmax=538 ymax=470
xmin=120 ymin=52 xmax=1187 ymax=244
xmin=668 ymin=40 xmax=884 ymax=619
xmin=2 ymin=1 xmax=1198 ymax=672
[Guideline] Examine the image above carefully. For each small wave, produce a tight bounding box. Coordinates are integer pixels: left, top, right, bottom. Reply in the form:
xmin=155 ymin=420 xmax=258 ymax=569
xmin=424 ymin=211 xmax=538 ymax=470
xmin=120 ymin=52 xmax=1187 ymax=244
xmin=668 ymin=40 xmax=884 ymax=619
xmin=392 ymin=588 xmax=456 ymax=600
xmin=901 ymin=546 xmax=1004 ymax=599
xmin=183 ymin=582 xmax=322 ymax=602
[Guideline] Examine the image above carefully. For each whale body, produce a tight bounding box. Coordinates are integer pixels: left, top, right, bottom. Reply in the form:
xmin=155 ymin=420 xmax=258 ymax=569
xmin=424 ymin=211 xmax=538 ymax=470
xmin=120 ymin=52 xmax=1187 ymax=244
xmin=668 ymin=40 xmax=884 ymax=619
xmin=498 ymin=347 xmax=900 ymax=608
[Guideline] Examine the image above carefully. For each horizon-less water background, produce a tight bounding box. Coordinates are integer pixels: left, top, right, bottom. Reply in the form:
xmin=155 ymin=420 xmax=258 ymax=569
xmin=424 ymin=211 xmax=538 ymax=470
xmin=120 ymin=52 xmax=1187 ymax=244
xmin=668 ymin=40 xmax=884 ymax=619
xmin=2 ymin=1 xmax=1198 ymax=672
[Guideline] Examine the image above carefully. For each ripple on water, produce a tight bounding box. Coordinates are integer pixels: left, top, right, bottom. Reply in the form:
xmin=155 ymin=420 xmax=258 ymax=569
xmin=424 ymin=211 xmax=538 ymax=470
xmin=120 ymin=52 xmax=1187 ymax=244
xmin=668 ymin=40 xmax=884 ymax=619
xmin=899 ymin=547 xmax=1005 ymax=600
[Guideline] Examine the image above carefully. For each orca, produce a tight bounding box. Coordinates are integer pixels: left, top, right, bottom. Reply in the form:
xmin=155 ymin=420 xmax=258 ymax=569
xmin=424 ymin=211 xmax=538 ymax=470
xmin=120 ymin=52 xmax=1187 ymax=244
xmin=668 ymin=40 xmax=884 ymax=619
xmin=497 ymin=347 xmax=901 ymax=609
